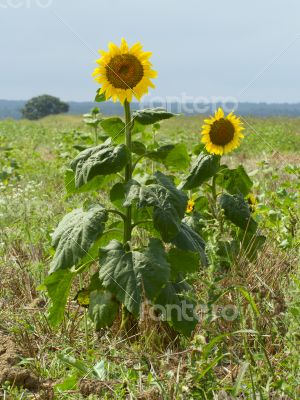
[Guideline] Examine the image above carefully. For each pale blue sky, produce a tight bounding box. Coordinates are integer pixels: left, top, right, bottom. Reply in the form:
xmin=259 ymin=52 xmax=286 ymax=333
xmin=1 ymin=0 xmax=299 ymax=102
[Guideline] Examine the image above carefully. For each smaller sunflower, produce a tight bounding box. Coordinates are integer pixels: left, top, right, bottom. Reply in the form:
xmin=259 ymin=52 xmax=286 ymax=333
xmin=201 ymin=108 xmax=244 ymax=155
xmin=186 ymin=199 xmax=195 ymax=214
xmin=92 ymin=38 xmax=157 ymax=103
xmin=247 ymin=193 xmax=257 ymax=213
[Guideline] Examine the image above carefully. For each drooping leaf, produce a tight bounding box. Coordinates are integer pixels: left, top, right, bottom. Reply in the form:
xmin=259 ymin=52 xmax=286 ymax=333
xmin=172 ymin=222 xmax=207 ymax=266
xmin=50 ymin=205 xmax=108 ymax=273
xmin=180 ymin=153 xmax=220 ymax=190
xmin=99 ymin=238 xmax=170 ymax=316
xmin=147 ymin=144 xmax=190 ymax=170
xmin=65 ymin=169 xmax=109 ymax=195
xmin=219 ymin=193 xmax=258 ymax=234
xmin=132 ymin=108 xmax=177 ymax=125
xmin=57 ymin=352 xmax=90 ymax=375
xmin=100 ymin=117 xmax=125 ymax=143
xmin=38 ymin=270 xmax=75 ymax=327
xmin=70 ymin=140 xmax=128 ymax=188
xmin=216 ymin=165 xmax=253 ymax=196
xmin=146 ymin=144 xmax=175 ymax=162
xmin=124 ymin=172 xmax=188 ymax=242
xmin=88 ymin=290 xmax=119 ymax=330
xmin=155 ymin=280 xmax=198 ymax=336
xmin=164 ymin=143 xmax=190 ymax=170
xmin=132 ymin=141 xmax=147 ymax=155
xmin=167 ymin=248 xmax=200 ymax=275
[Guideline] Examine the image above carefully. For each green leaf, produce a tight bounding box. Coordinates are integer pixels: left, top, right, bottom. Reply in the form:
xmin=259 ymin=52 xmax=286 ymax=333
xmin=165 ymin=143 xmax=190 ymax=170
xmin=88 ymin=290 xmax=119 ymax=330
xmin=39 ymin=270 xmax=75 ymax=327
xmin=125 ymin=172 xmax=188 ymax=242
xmin=99 ymin=238 xmax=170 ymax=316
xmin=65 ymin=169 xmax=109 ymax=195
xmin=110 ymin=182 xmax=126 ymax=209
xmin=132 ymin=141 xmax=146 ymax=155
xmin=219 ymin=193 xmax=258 ymax=234
xmin=58 ymin=352 xmax=90 ymax=375
xmin=180 ymin=153 xmax=220 ymax=190
xmin=50 ymin=205 xmax=108 ymax=273
xmin=70 ymin=141 xmax=128 ymax=188
xmin=155 ymin=280 xmax=198 ymax=336
xmin=100 ymin=117 xmax=125 ymax=143
xmin=167 ymin=248 xmax=200 ymax=275
xmin=132 ymin=108 xmax=177 ymax=125
xmin=147 ymin=144 xmax=190 ymax=170
xmin=172 ymin=222 xmax=207 ymax=266
xmin=216 ymin=165 xmax=253 ymax=196
xmin=216 ymin=240 xmax=240 ymax=264
xmin=95 ymin=90 xmax=106 ymax=103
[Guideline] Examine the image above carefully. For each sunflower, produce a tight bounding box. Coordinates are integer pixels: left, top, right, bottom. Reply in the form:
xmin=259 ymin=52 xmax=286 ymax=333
xmin=92 ymin=38 xmax=157 ymax=103
xmin=201 ymin=108 xmax=244 ymax=155
xmin=247 ymin=193 xmax=257 ymax=213
xmin=186 ymin=199 xmax=195 ymax=214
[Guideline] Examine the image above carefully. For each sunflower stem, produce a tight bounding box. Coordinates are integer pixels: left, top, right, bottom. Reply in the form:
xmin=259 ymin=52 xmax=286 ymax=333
xmin=123 ymin=100 xmax=132 ymax=248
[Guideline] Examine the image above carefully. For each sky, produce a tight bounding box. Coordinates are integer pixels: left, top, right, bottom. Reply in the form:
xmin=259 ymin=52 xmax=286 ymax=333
xmin=1 ymin=0 xmax=300 ymax=102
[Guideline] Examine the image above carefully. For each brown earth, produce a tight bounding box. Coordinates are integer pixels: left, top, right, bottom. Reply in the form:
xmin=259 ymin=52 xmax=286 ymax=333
xmin=0 ymin=329 xmax=39 ymax=391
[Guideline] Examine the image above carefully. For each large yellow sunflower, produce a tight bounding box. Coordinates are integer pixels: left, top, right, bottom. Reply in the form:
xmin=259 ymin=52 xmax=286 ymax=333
xmin=201 ymin=108 xmax=244 ymax=155
xmin=92 ymin=38 xmax=157 ymax=103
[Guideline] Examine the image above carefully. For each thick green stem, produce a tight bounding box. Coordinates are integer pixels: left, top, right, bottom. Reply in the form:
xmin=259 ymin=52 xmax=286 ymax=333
xmin=123 ymin=100 xmax=132 ymax=247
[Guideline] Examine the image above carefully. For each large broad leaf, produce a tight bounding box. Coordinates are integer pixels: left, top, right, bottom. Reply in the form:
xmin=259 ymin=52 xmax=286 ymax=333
xmin=219 ymin=193 xmax=258 ymax=234
xmin=167 ymin=248 xmax=200 ymax=275
xmin=180 ymin=153 xmax=220 ymax=190
xmin=216 ymin=165 xmax=253 ymax=196
xmin=124 ymin=172 xmax=188 ymax=242
xmin=65 ymin=169 xmax=110 ymax=195
xmin=147 ymin=144 xmax=190 ymax=170
xmin=155 ymin=280 xmax=198 ymax=336
xmin=132 ymin=108 xmax=177 ymax=125
xmin=99 ymin=238 xmax=170 ymax=317
xmin=70 ymin=140 xmax=128 ymax=188
xmin=50 ymin=205 xmax=108 ymax=273
xmin=172 ymin=222 xmax=207 ymax=267
xmin=100 ymin=117 xmax=125 ymax=143
xmin=38 ymin=270 xmax=75 ymax=327
xmin=88 ymin=290 xmax=119 ymax=330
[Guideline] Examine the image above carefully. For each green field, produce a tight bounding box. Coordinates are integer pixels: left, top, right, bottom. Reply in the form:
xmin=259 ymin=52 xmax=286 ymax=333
xmin=0 ymin=114 xmax=300 ymax=399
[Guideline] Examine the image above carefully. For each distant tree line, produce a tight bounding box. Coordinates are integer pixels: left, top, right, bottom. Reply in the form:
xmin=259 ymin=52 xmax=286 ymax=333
xmin=1 ymin=98 xmax=300 ymax=120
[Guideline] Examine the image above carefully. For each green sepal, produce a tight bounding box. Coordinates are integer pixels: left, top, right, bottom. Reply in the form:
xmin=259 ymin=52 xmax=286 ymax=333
xmin=95 ymin=89 xmax=106 ymax=102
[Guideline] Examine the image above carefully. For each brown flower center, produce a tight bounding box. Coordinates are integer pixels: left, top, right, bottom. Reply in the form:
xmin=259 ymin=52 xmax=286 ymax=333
xmin=106 ymin=54 xmax=144 ymax=89
xmin=209 ymin=118 xmax=235 ymax=146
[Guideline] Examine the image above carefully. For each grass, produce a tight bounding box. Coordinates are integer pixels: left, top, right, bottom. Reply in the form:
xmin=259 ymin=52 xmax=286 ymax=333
xmin=0 ymin=114 xmax=299 ymax=399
